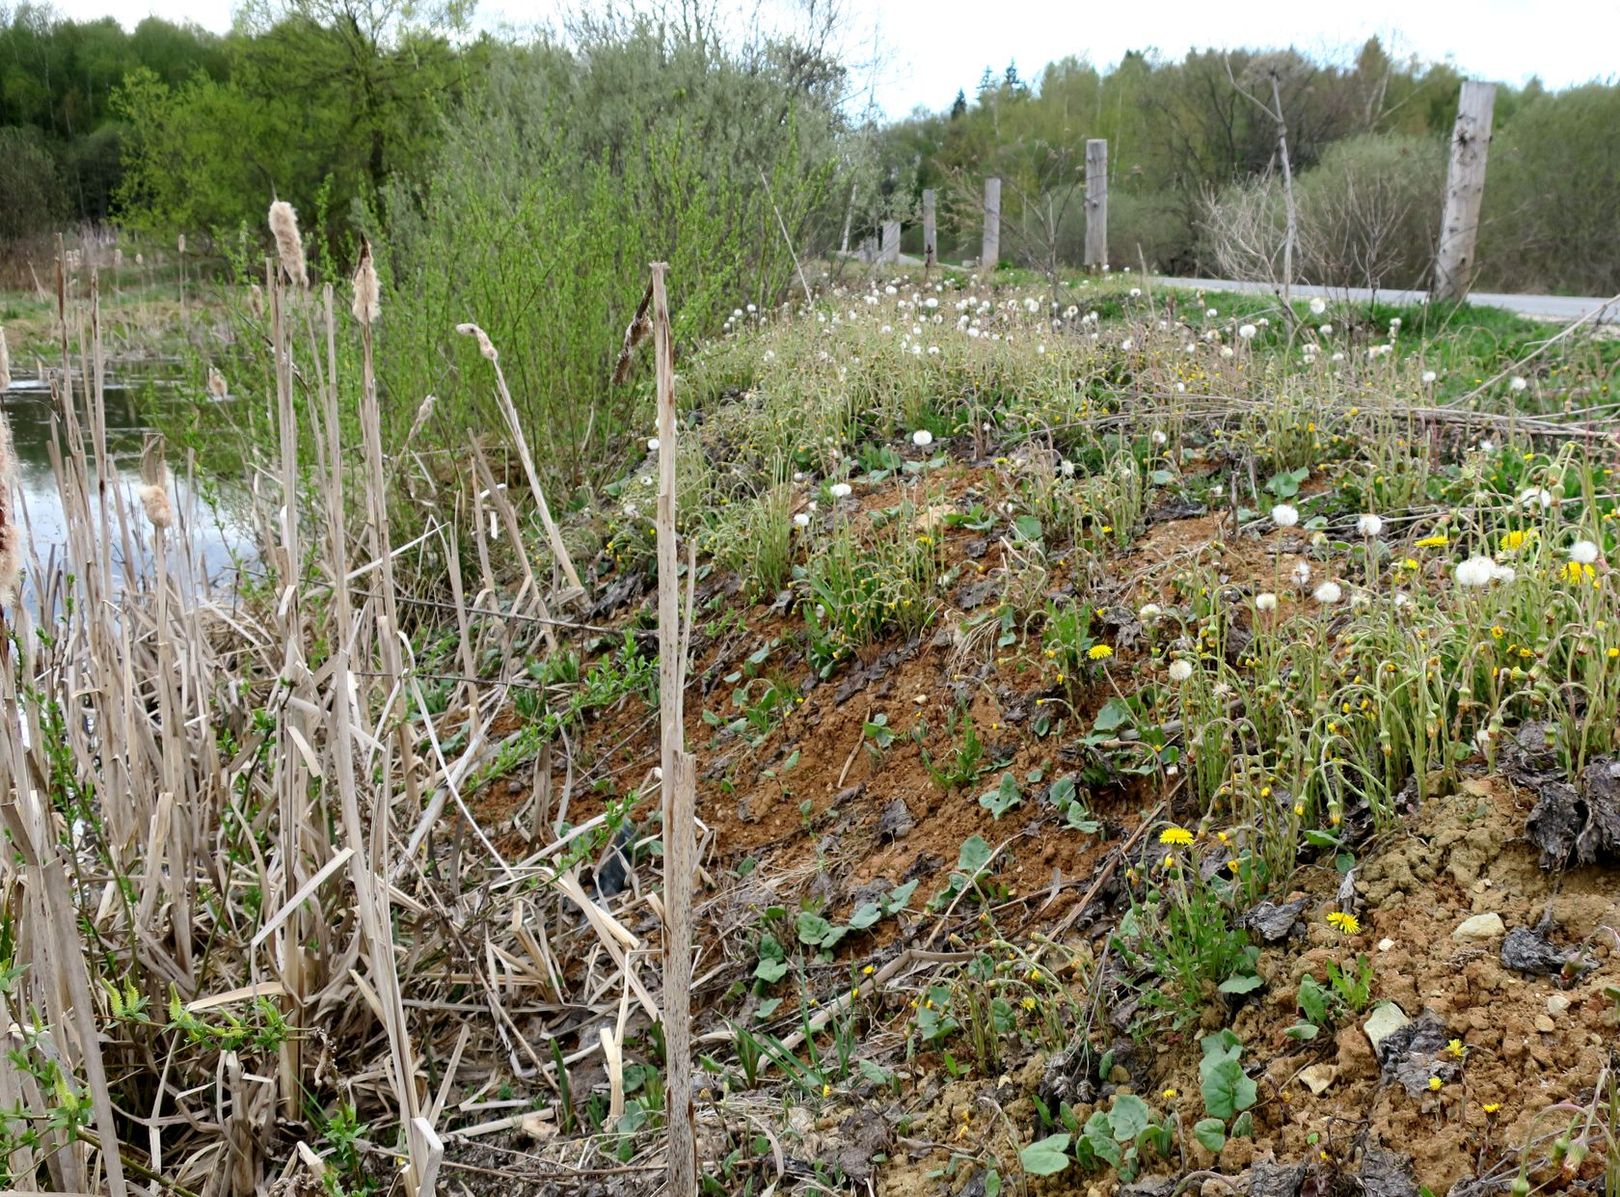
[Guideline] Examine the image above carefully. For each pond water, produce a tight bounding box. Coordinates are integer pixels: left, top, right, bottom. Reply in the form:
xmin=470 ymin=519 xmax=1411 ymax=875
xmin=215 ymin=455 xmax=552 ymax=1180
xmin=3 ymin=364 xmax=256 ymax=614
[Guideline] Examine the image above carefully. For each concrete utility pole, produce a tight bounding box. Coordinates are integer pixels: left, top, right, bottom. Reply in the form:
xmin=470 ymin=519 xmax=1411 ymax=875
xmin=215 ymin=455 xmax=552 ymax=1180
xmin=1084 ymin=139 xmax=1108 ymax=269
xmin=922 ymin=188 xmax=937 ymax=268
xmin=981 ymin=176 xmax=1001 ymax=270
xmin=1434 ymin=80 xmax=1497 ymax=303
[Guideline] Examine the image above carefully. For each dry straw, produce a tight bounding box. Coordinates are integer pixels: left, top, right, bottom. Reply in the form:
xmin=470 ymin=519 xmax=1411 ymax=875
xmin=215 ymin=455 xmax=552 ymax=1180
xmin=207 ymin=364 xmax=229 ymax=399
xmin=0 ymin=324 xmax=11 ymax=392
xmin=268 ymin=199 xmax=308 ymax=288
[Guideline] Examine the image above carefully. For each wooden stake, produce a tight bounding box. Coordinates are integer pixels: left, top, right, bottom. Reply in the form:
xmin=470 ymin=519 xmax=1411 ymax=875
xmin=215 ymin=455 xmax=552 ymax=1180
xmin=651 ymin=263 xmax=696 ymax=1196
xmin=1084 ymin=140 xmax=1108 ymax=269
xmin=1434 ymin=80 xmax=1497 ymax=304
xmin=880 ymin=220 xmax=900 ymax=264
xmin=922 ymin=189 xmax=938 ymax=269
xmin=982 ymin=177 xmax=1001 ymax=270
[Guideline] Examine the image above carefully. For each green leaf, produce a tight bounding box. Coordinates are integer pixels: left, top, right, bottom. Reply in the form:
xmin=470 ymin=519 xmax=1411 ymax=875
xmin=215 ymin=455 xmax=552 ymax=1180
xmin=753 ymin=957 xmax=788 ymax=983
xmin=1092 ymin=698 xmax=1132 ymax=733
xmin=1012 ymin=514 xmax=1043 ymax=543
xmin=1019 ymin=1133 xmax=1072 ymax=1177
xmin=985 ymin=1167 xmax=1002 ymax=1197
xmin=1107 ymin=1094 xmax=1151 ymax=1142
xmin=795 ymin=912 xmax=845 ymax=948
xmin=1199 ymin=1042 xmax=1257 ymax=1121
xmin=979 ymin=772 xmax=1022 ymax=819
xmin=1284 ymin=1022 xmax=1320 ymax=1040
xmin=848 ymin=902 xmax=882 ymax=931
xmin=956 ymin=835 xmax=991 ymax=874
xmin=885 ymin=879 xmax=919 ymax=912
xmin=1218 ymin=973 xmax=1264 ymax=995
xmin=1049 ymin=775 xmax=1077 ymax=808
xmin=857 ymin=1058 xmax=892 ymax=1085
xmin=754 ymin=997 xmax=782 ymax=1020
xmin=1082 ymin=1110 xmax=1121 ymax=1165
xmin=1193 ymin=1117 xmax=1227 ymax=1153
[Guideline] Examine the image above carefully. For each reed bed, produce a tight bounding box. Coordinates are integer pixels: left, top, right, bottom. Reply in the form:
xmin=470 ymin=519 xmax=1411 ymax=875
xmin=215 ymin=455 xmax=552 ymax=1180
xmin=0 ymin=239 xmax=670 ymax=1196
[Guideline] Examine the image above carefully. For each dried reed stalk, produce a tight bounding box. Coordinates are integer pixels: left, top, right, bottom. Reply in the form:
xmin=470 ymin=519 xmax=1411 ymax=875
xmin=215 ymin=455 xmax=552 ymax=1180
xmin=651 ymin=262 xmax=697 ymax=1196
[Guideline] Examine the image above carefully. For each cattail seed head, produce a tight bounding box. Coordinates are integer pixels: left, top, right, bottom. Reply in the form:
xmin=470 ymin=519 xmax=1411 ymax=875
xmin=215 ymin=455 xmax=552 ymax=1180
xmin=177 ymin=233 xmax=187 ymax=255
xmin=140 ymin=480 xmax=173 ymax=530
xmin=248 ymin=283 xmax=264 ymax=319
xmin=456 ymin=322 xmax=498 ymax=361
xmin=207 ymin=366 xmax=228 ymax=400
xmin=0 ymin=325 xmax=10 ymax=393
xmin=405 ymin=394 xmax=436 ymax=445
xmin=268 ymin=200 xmax=308 ymax=288
xmin=0 ymin=414 xmax=18 ymax=609
xmin=351 ymin=238 xmax=380 ymax=326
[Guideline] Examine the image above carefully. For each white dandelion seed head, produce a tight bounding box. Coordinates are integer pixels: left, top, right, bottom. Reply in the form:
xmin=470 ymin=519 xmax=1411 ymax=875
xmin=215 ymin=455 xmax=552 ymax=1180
xmin=1570 ymin=540 xmax=1600 ymax=565
xmin=1319 ymin=324 xmax=1333 ymax=336
xmin=1168 ymin=659 xmax=1194 ymax=682
xmin=1120 ymin=337 xmax=1134 ymax=351
xmin=1151 ymin=430 xmax=1167 ymax=446
xmin=1270 ymin=504 xmax=1300 ymax=528
xmin=647 ymin=437 xmax=660 ymax=452
xmin=1292 ymin=562 xmax=1312 ymax=586
xmin=1454 ymin=556 xmax=1497 ymax=588
xmin=1509 ymin=376 xmax=1527 ymax=392
xmin=1518 ymin=486 xmax=1554 ymax=510
xmin=1313 ymin=581 xmax=1342 ymax=605
xmin=793 ymin=512 xmax=810 ymax=528
xmin=830 ymin=482 xmax=852 ymax=499
xmin=1357 ymin=514 xmax=1384 ymax=538
xmin=1138 ymin=603 xmax=1163 ymax=620
xmin=911 ymin=429 xmax=934 ymax=448
xmin=1238 ymin=323 xmax=1257 ymax=340
xmin=1422 ymin=370 xmax=1437 ymax=384
xmin=1309 ymin=297 xmax=1326 ymax=315
xmin=1490 ymin=564 xmax=1517 ymax=584
xmin=1256 ymin=592 xmax=1279 ymax=611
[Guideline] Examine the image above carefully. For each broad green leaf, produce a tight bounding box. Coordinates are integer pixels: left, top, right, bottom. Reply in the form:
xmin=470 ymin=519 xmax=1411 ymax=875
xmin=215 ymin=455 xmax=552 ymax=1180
xmin=1019 ymin=1133 xmax=1071 ymax=1177
xmin=956 ymin=835 xmax=991 ymax=874
xmin=1107 ymin=1093 xmax=1151 ymax=1142
xmin=1193 ymin=1117 xmax=1227 ymax=1153
xmin=848 ymin=902 xmax=882 ymax=931
xmin=753 ymin=957 xmax=788 ymax=983
xmin=1218 ymin=973 xmax=1264 ymax=995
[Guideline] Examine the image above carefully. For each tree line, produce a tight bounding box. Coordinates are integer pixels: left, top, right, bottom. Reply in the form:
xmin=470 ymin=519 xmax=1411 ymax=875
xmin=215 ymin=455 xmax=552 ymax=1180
xmin=873 ymin=42 xmax=1620 ymax=294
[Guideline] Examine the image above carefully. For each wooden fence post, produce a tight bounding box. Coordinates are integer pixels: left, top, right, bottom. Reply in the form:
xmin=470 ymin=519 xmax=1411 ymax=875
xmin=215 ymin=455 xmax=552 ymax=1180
xmin=1433 ymin=81 xmax=1496 ymax=303
xmin=1084 ymin=139 xmax=1108 ymax=269
xmin=880 ymin=220 xmax=901 ymax=265
xmin=922 ymin=189 xmax=937 ymax=268
xmin=981 ymin=176 xmax=1000 ymax=270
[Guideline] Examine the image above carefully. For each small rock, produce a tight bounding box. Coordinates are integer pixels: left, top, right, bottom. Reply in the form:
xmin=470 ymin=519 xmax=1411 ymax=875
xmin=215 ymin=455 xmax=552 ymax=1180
xmin=1377 ymin=937 xmax=1395 ymax=952
xmin=1547 ymin=994 xmax=1571 ymax=1018
xmin=1364 ymin=1002 xmax=1411 ymax=1054
xmin=1534 ymin=1014 xmax=1556 ymax=1033
xmin=1298 ymin=1063 xmax=1337 ymax=1095
xmin=1452 ymin=912 xmax=1505 ymax=942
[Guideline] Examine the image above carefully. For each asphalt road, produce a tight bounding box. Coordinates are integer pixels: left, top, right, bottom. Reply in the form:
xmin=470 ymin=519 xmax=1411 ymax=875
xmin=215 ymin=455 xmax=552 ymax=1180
xmin=1152 ymin=277 xmax=1619 ymax=325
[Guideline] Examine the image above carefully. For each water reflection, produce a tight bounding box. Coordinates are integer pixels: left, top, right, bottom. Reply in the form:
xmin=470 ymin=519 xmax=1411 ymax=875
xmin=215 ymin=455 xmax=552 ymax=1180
xmin=3 ymin=365 xmax=256 ymax=613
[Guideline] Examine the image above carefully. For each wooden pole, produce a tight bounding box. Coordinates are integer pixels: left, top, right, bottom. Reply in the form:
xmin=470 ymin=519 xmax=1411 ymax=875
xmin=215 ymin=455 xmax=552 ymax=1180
xmin=880 ymin=220 xmax=900 ymax=264
xmin=981 ymin=176 xmax=1001 ymax=270
xmin=1434 ymin=80 xmax=1497 ymax=303
xmin=922 ymin=188 xmax=937 ymax=269
xmin=651 ymin=262 xmax=696 ymax=1197
xmin=1084 ymin=140 xmax=1108 ymax=269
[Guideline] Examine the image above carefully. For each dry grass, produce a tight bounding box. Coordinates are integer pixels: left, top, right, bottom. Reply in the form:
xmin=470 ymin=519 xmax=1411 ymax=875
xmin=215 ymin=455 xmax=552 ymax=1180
xmin=0 ymin=242 xmax=679 ymax=1196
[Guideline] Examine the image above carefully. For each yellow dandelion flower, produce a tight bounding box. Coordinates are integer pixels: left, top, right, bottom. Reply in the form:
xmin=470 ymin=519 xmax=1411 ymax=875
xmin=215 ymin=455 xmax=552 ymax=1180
xmin=1159 ymin=826 xmax=1195 ymax=846
xmin=1415 ymin=534 xmax=1450 ymax=548
xmin=1021 ymin=996 xmax=1037 ymax=1012
xmin=1447 ymin=1039 xmax=1465 ymax=1059
xmin=1087 ymin=644 xmax=1114 ymax=661
xmin=1483 ymin=1102 xmax=1501 ymax=1114
xmin=1163 ymin=1088 xmax=1178 ymax=1100
xmin=1428 ymin=1076 xmax=1442 ymax=1092
xmin=1326 ymin=911 xmax=1361 ymax=935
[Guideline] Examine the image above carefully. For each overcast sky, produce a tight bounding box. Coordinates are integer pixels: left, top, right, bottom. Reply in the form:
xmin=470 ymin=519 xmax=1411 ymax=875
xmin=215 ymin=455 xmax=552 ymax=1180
xmin=46 ymin=0 xmax=1620 ymax=119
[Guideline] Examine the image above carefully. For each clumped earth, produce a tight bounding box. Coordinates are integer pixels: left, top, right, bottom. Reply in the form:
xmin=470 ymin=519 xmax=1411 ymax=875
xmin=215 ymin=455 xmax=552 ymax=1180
xmin=438 ymin=275 xmax=1620 ymax=1197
